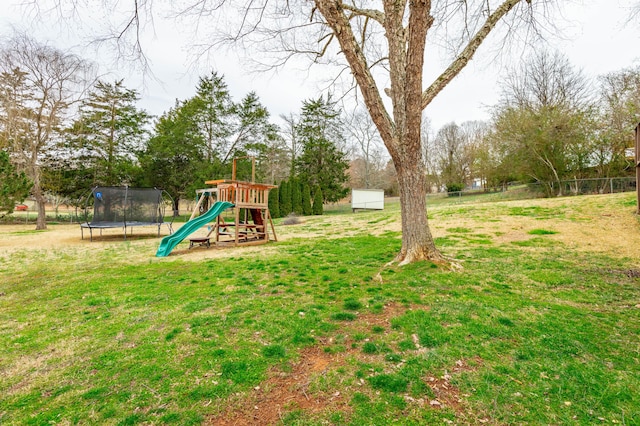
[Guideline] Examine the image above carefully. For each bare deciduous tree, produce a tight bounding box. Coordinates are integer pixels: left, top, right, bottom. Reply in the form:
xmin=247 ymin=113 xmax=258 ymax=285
xmin=433 ymin=121 xmax=483 ymax=191
xmin=280 ymin=113 xmax=301 ymax=177
xmin=491 ymin=50 xmax=594 ymax=197
xmin=420 ymin=117 xmax=441 ymax=192
xmin=345 ymin=107 xmax=385 ymax=189
xmin=259 ymin=132 xmax=290 ymax=184
xmin=628 ymin=1 xmax=640 ymax=21
xmin=597 ymin=66 xmax=640 ymax=177
xmin=500 ymin=50 xmax=591 ymax=111
xmin=422 ymin=119 xmax=488 ymax=193
xmin=311 ymin=0 xmax=547 ymax=265
xmin=0 ymin=33 xmax=94 ymax=229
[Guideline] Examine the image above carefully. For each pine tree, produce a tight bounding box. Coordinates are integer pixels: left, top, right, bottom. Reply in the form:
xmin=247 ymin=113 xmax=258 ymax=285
xmin=302 ymin=182 xmax=312 ymax=216
xmin=138 ymin=100 xmax=203 ymax=212
xmin=69 ymin=79 xmax=150 ymax=186
xmin=268 ymin=186 xmax=280 ymax=218
xmin=296 ymin=95 xmax=349 ymax=203
xmin=186 ymin=72 xmax=234 ymax=164
xmin=312 ymin=185 xmax=323 ymax=215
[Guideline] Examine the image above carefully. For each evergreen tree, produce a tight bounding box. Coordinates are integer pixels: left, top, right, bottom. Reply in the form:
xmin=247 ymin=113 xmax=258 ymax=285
xmin=227 ymin=92 xmax=279 ymax=164
xmin=296 ymin=95 xmax=349 ymax=202
xmin=278 ymin=180 xmax=285 ymax=215
xmin=279 ymin=180 xmax=292 ymax=216
xmin=291 ymin=177 xmax=303 ymax=214
xmin=0 ymin=150 xmax=31 ymax=216
xmin=184 ymin=73 xmax=278 ymax=180
xmin=138 ymin=100 xmax=203 ymax=213
xmin=186 ymin=72 xmax=234 ymax=164
xmin=68 ymin=79 xmax=150 ymax=186
xmin=301 ymin=182 xmax=312 ymax=216
xmin=41 ymin=158 xmax=93 ymax=209
xmin=268 ymin=185 xmax=280 ymax=218
xmin=312 ymin=185 xmax=323 ymax=215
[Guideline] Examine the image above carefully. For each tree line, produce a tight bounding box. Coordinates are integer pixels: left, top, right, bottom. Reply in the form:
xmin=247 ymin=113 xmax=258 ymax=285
xmin=2 ymin=39 xmax=639 ymax=230
xmin=424 ymin=51 xmax=640 ymax=197
xmin=0 ymin=35 xmax=354 ymax=227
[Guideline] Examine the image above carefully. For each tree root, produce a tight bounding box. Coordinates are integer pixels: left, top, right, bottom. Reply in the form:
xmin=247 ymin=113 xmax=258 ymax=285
xmin=396 ymin=250 xmax=463 ymax=271
xmin=374 ymin=259 xmax=397 ymax=284
xmin=373 ymin=252 xmax=462 ymax=283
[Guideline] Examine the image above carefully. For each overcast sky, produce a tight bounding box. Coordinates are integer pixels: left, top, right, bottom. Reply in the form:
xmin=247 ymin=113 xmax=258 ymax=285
xmin=1 ymin=0 xmax=639 ymax=131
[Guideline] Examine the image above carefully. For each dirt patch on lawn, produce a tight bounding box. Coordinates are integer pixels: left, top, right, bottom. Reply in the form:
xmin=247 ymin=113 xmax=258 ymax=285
xmin=208 ymin=345 xmax=352 ymax=425
xmin=205 ymin=303 xmax=482 ymax=425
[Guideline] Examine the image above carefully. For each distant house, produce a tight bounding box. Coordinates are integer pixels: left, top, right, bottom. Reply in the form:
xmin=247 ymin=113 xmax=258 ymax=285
xmin=471 ymin=178 xmax=485 ymax=190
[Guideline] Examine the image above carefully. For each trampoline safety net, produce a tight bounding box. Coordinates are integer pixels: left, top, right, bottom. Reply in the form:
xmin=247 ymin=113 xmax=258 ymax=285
xmin=81 ymin=186 xmax=173 ymax=241
xmin=92 ymin=187 xmax=164 ymax=224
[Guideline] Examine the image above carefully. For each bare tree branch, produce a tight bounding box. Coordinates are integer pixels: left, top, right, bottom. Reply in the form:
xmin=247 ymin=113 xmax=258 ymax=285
xmin=341 ymin=3 xmax=385 ymax=24
xmin=315 ymin=0 xmax=395 ymax=149
xmin=422 ymin=0 xmax=524 ymax=109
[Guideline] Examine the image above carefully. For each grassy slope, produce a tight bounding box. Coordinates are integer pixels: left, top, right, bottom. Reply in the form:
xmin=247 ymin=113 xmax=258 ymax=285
xmin=0 ymin=193 xmax=638 ymax=425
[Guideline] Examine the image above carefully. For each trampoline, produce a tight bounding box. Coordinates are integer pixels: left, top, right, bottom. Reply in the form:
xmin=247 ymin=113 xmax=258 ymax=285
xmin=81 ymin=186 xmax=174 ymax=241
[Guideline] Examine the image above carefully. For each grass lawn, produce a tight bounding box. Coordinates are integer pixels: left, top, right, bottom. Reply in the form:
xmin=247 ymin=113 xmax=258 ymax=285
xmin=0 ymin=193 xmax=639 ymax=425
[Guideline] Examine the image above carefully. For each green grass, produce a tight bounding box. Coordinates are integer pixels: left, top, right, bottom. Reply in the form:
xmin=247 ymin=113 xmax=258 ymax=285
xmin=528 ymin=228 xmax=558 ymax=235
xmin=0 ymin=193 xmax=639 ymax=424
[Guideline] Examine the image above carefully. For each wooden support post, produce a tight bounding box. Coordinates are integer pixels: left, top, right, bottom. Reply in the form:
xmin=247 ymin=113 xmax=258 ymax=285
xmin=235 ymin=204 xmax=240 ymax=246
xmin=232 ymin=156 xmax=256 ymax=183
xmin=251 ymin=160 xmax=255 ymax=184
xmin=266 ymin=209 xmax=278 ymax=242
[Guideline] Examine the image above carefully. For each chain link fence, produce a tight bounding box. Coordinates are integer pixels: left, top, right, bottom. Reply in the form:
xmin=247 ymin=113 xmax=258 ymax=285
xmin=553 ymin=177 xmax=636 ymax=196
xmin=432 ymin=177 xmax=637 ymax=203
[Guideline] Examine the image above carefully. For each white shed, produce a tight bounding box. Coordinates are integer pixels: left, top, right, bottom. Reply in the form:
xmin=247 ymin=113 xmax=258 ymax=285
xmin=351 ymin=189 xmax=385 ymax=211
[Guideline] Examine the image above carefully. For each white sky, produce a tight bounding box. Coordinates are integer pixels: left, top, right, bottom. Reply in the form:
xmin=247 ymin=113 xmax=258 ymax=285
xmin=1 ymin=0 xmax=639 ymax=131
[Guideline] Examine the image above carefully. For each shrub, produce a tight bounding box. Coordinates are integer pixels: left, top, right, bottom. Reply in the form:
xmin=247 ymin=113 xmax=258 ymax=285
xmin=279 ymin=181 xmax=292 ymax=216
xmin=268 ymin=186 xmax=280 ymax=218
xmin=291 ymin=178 xmax=302 ymax=214
xmin=302 ymin=182 xmax=312 ymax=216
xmin=312 ymin=185 xmax=323 ymax=215
xmin=446 ymin=183 xmax=464 ymax=195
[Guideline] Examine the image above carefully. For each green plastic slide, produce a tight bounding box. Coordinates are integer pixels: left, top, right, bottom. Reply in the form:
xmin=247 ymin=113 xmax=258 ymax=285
xmin=156 ymin=201 xmax=234 ymax=257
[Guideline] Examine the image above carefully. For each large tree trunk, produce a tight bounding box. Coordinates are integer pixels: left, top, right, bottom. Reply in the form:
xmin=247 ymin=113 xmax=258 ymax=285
xmin=34 ymin=184 xmax=47 ymax=230
xmin=28 ymin=153 xmax=47 ymax=230
xmin=173 ymin=197 xmax=180 ymax=216
xmin=395 ymin=156 xmax=442 ymax=265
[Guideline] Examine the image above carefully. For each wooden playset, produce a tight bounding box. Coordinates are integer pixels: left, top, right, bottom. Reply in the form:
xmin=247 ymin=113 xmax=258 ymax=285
xmin=189 ymin=158 xmax=277 ymax=247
